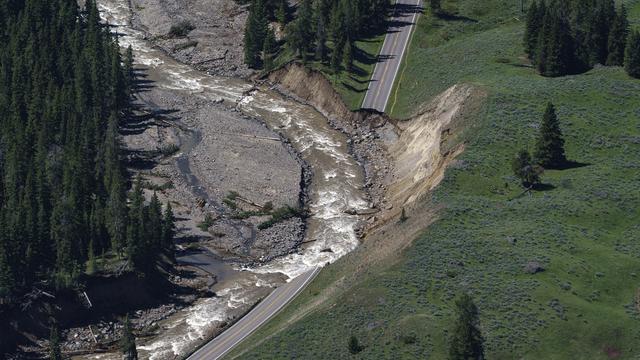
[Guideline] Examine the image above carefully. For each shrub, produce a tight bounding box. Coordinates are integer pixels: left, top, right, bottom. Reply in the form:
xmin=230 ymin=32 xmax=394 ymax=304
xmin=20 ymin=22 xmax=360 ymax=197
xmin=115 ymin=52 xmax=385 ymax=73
xmin=168 ymin=21 xmax=195 ymax=38
xmin=197 ymin=213 xmax=215 ymax=231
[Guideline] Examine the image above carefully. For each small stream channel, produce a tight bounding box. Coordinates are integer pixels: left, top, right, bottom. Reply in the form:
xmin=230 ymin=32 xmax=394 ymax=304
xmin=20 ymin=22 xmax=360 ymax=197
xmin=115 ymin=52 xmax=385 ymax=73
xmin=94 ymin=1 xmax=370 ymax=358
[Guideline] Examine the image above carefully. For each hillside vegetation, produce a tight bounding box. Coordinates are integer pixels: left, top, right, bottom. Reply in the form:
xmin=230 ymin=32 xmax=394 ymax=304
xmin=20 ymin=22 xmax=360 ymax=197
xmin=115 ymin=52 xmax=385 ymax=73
xmin=233 ymin=0 xmax=640 ymax=358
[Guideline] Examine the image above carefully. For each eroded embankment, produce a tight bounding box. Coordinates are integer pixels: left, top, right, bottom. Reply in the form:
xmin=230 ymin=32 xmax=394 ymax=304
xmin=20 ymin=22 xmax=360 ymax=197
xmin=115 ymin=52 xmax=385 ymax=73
xmin=267 ymin=62 xmax=485 ymax=230
xmin=237 ymin=66 xmax=487 ymax=356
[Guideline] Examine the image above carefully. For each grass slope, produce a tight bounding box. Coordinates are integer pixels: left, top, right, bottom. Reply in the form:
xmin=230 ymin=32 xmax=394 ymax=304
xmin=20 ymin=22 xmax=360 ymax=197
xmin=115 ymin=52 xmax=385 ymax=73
xmin=236 ymin=1 xmax=640 ymax=359
xmin=273 ymin=34 xmax=385 ymax=110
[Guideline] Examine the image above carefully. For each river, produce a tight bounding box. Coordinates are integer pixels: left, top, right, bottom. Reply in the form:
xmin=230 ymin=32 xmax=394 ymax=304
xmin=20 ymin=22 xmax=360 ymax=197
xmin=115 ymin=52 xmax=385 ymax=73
xmin=94 ymin=1 xmax=368 ymax=358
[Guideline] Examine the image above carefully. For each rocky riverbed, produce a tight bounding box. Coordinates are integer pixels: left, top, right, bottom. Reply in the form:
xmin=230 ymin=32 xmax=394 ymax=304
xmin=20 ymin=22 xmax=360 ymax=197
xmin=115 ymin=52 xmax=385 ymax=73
xmin=130 ymin=0 xmax=252 ymax=77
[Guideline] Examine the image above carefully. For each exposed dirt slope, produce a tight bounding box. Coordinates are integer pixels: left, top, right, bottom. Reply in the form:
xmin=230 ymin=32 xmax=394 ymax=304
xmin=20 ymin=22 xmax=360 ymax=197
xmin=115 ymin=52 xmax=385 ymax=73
xmin=388 ymin=84 xmax=481 ymax=207
xmin=267 ymin=63 xmax=355 ymax=127
xmin=235 ymin=72 xmax=487 ymax=358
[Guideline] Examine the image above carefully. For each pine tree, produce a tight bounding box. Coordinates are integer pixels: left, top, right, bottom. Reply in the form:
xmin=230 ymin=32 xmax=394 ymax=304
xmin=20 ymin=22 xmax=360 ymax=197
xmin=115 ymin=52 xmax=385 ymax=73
xmin=331 ymin=38 xmax=343 ymax=80
xmin=315 ymin=3 xmax=328 ymax=62
xmin=329 ymin=2 xmax=346 ymax=52
xmin=124 ymin=45 xmax=135 ymax=94
xmin=276 ymin=0 xmax=288 ymax=25
xmin=244 ymin=0 xmax=268 ymax=68
xmin=538 ymin=6 xmax=576 ymax=77
xmin=534 ymin=102 xmax=566 ymax=168
xmin=342 ymin=39 xmax=353 ymax=72
xmin=87 ymin=238 xmax=96 ymax=274
xmin=120 ymin=315 xmax=138 ymax=360
xmin=448 ymin=294 xmax=485 ymax=360
xmin=0 ymin=0 xmax=133 ymax=297
xmin=263 ymin=28 xmax=277 ymax=71
xmin=287 ymin=0 xmax=314 ymax=61
xmin=161 ymin=202 xmax=176 ymax=254
xmin=625 ymin=30 xmax=640 ymax=78
xmin=107 ymin=172 xmax=127 ymax=257
xmin=430 ymin=0 xmax=441 ymax=15
xmin=524 ymin=1 xmax=544 ymax=61
xmin=512 ymin=149 xmax=543 ymax=187
xmin=606 ymin=5 xmax=629 ymax=66
xmin=348 ymin=335 xmax=363 ymax=354
xmin=49 ymin=323 xmax=62 ymax=360
xmin=147 ymin=192 xmax=163 ymax=252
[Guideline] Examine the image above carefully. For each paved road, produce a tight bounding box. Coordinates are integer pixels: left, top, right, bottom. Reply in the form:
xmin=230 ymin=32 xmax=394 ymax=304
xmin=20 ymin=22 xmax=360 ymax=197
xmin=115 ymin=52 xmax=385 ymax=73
xmin=187 ymin=267 xmax=321 ymax=360
xmin=361 ymin=0 xmax=423 ymax=113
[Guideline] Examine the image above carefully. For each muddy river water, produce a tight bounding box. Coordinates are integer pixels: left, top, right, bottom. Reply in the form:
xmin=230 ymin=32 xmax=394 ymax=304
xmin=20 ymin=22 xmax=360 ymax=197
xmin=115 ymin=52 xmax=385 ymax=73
xmin=92 ymin=0 xmax=369 ymax=358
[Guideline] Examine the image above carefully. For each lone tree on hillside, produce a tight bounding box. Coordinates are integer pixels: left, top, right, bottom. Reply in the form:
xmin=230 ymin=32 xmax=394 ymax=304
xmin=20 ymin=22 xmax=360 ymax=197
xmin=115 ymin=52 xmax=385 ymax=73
xmin=534 ymin=103 xmax=567 ymax=168
xmin=449 ymin=293 xmax=485 ymax=360
xmin=49 ymin=323 xmax=62 ymax=360
xmin=120 ymin=315 xmax=138 ymax=360
xmin=625 ymin=30 xmax=640 ymax=78
xmin=348 ymin=335 xmax=363 ymax=354
xmin=512 ymin=149 xmax=543 ymax=188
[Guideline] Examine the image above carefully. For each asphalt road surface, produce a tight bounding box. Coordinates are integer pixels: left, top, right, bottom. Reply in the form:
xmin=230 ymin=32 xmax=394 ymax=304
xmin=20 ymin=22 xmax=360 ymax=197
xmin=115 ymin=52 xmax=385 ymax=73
xmin=187 ymin=267 xmax=321 ymax=360
xmin=361 ymin=0 xmax=424 ymax=113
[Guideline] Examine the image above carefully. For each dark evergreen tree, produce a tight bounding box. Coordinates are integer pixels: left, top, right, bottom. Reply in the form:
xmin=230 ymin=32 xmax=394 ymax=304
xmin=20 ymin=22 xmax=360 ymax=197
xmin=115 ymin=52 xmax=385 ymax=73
xmin=276 ymin=0 xmax=288 ymax=25
xmin=244 ymin=0 xmax=268 ymax=68
xmin=287 ymin=0 xmax=314 ymax=61
xmin=331 ymin=39 xmax=343 ymax=79
xmin=524 ymin=0 xmax=625 ymax=76
xmin=534 ymin=102 xmax=566 ymax=168
xmin=348 ymin=335 xmax=363 ymax=354
xmin=449 ymin=294 xmax=485 ymax=360
xmin=606 ymin=5 xmax=629 ymax=66
xmin=625 ymin=30 xmax=640 ymax=78
xmin=126 ymin=177 xmax=148 ymax=272
xmin=263 ymin=28 xmax=277 ymax=71
xmin=120 ymin=315 xmax=138 ymax=360
xmin=315 ymin=1 xmax=328 ymax=62
xmin=0 ymin=0 xmax=145 ymax=296
xmin=524 ymin=1 xmax=544 ymax=60
xmin=430 ymin=0 xmax=441 ymax=14
xmin=147 ymin=192 xmax=163 ymax=252
xmin=49 ymin=323 xmax=62 ymax=360
xmin=161 ymin=202 xmax=176 ymax=254
xmin=343 ymin=39 xmax=354 ymax=72
xmin=537 ymin=6 xmax=576 ymax=77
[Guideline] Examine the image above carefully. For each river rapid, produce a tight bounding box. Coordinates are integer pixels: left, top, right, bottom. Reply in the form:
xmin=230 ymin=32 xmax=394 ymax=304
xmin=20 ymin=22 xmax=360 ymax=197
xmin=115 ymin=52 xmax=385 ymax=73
xmin=94 ymin=1 xmax=368 ymax=358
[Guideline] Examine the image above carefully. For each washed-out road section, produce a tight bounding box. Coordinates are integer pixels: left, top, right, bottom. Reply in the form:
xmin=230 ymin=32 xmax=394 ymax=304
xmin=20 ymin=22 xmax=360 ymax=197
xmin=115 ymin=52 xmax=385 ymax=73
xmin=362 ymin=0 xmax=423 ymax=113
xmin=187 ymin=268 xmax=320 ymax=360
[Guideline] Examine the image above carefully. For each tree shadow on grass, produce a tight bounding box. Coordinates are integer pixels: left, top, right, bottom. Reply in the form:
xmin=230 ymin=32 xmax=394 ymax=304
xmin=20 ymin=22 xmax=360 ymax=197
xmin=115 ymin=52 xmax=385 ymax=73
xmin=436 ymin=12 xmax=479 ymax=23
xmin=341 ymin=82 xmax=367 ymax=93
xmin=553 ymin=160 xmax=591 ymax=170
xmin=532 ymin=183 xmax=556 ymax=191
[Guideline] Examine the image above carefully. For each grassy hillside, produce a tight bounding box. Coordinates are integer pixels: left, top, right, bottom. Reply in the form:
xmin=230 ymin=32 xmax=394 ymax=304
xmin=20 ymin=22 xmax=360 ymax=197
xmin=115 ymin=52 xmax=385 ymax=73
xmin=235 ymin=1 xmax=640 ymax=359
